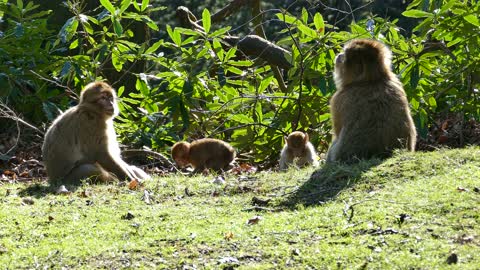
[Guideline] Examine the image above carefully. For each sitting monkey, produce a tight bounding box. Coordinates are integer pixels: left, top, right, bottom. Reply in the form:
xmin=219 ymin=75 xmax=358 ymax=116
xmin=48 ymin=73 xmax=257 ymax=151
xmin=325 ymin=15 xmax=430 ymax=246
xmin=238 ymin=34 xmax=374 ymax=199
xmin=279 ymin=131 xmax=319 ymax=170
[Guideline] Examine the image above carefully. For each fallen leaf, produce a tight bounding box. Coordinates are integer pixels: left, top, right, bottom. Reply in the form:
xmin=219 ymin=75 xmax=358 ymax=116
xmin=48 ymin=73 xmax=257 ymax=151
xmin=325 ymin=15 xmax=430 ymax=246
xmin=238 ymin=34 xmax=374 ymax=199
xmin=224 ymin=231 xmax=234 ymax=241
xmin=232 ymin=163 xmax=258 ymax=174
xmin=128 ymin=179 xmax=142 ymax=190
xmin=247 ymin=216 xmax=262 ymax=225
xmin=457 ymin=187 xmax=468 ymax=192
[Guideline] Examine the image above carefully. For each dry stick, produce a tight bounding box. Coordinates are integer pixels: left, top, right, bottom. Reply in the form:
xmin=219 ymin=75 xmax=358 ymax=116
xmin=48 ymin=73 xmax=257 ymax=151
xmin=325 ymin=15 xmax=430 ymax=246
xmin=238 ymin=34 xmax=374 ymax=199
xmin=0 ymin=103 xmax=43 ymax=135
xmin=251 ymin=0 xmax=287 ymax=93
xmin=121 ymin=149 xmax=175 ymax=168
xmin=30 ymin=70 xmax=76 ymax=98
xmin=210 ymin=0 xmax=255 ymax=23
xmin=176 ymin=3 xmax=291 ymax=91
xmin=0 ymin=103 xmax=43 ymax=156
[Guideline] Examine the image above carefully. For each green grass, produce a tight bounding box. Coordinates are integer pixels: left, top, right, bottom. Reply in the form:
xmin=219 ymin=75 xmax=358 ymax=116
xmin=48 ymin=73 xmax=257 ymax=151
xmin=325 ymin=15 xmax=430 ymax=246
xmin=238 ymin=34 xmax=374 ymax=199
xmin=1 ymin=147 xmax=479 ymax=269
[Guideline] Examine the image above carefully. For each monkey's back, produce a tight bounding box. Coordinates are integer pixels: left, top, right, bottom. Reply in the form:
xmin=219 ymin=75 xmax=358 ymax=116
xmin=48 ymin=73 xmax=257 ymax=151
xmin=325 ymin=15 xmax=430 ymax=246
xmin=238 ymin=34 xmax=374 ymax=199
xmin=331 ymin=78 xmax=416 ymax=160
xmin=189 ymin=139 xmax=236 ymax=170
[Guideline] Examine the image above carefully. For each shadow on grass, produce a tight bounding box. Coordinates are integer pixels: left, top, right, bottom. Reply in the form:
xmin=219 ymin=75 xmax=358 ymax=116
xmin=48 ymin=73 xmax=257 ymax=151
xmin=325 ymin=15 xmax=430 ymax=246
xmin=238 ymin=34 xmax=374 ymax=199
xmin=18 ymin=179 xmax=94 ymax=198
xmin=282 ymin=158 xmax=384 ymax=208
xmin=18 ymin=182 xmax=54 ymax=198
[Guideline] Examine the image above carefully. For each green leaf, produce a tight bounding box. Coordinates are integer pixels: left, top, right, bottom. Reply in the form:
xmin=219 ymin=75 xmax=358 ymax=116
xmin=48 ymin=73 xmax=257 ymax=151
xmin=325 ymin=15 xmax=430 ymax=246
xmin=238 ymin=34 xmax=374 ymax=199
xmin=111 ymin=49 xmax=124 ymax=71
xmin=402 ymin=10 xmax=433 ymax=18
xmin=428 ymin=96 xmax=437 ymax=108
xmin=141 ymin=0 xmax=148 ymax=11
xmin=176 ymin=27 xmax=201 ymax=36
xmin=301 ymin=7 xmax=308 ymax=24
xmin=275 ymin=13 xmax=298 ymax=25
xmin=259 ymin=76 xmax=274 ymax=92
xmin=213 ymin=38 xmax=223 ymax=60
xmin=16 ymin=0 xmax=23 ymax=10
xmin=210 ymin=26 xmax=231 ymax=37
xmin=113 ymin=18 xmax=123 ymax=36
xmin=69 ymin=39 xmax=79 ymax=49
xmin=202 ymin=9 xmax=211 ymax=34
xmin=231 ymin=114 xmax=252 ymax=124
xmin=120 ymin=0 xmax=131 ymax=14
xmin=166 ymin=25 xmax=181 ymax=46
xmin=224 ymin=47 xmax=237 ymax=61
xmin=410 ymin=63 xmax=419 ymax=89
xmin=117 ymin=86 xmax=125 ymax=97
xmin=464 ymin=14 xmax=480 ymax=27
xmin=319 ymin=113 xmax=331 ymax=122
xmin=297 ymin=23 xmax=317 ymax=38
xmin=313 ymin=13 xmax=325 ymax=35
xmin=59 ymin=61 xmax=72 ymax=78
xmin=145 ymin=40 xmax=163 ymax=54
xmin=226 ymin=66 xmax=243 ymax=75
xmin=410 ymin=98 xmax=420 ymax=110
xmin=100 ymin=0 xmax=116 ymax=14
xmin=136 ymin=78 xmax=149 ymax=96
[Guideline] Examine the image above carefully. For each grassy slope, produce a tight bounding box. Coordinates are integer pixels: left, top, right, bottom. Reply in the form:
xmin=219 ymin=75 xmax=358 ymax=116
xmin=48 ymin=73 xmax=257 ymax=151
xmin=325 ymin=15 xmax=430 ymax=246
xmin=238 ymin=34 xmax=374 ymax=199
xmin=0 ymin=147 xmax=479 ymax=269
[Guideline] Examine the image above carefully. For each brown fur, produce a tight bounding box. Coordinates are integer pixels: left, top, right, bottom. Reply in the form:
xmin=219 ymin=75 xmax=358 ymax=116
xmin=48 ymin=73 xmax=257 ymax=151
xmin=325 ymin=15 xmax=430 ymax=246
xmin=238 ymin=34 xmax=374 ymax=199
xmin=42 ymin=81 xmax=149 ymax=185
xmin=171 ymin=138 xmax=236 ymax=173
xmin=279 ymin=131 xmax=319 ymax=170
xmin=326 ymin=39 xmax=417 ymax=163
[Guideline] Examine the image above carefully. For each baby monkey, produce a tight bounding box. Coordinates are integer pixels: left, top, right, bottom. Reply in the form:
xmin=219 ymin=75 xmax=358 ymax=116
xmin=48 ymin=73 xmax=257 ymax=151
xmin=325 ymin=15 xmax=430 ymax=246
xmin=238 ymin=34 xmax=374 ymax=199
xmin=171 ymin=138 xmax=236 ymax=173
xmin=279 ymin=131 xmax=319 ymax=170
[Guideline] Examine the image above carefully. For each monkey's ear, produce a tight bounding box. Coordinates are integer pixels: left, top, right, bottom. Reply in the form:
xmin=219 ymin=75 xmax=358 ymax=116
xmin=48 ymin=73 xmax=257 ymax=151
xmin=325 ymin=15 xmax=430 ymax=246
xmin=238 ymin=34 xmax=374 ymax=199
xmin=304 ymin=133 xmax=309 ymax=144
xmin=284 ymin=136 xmax=288 ymax=144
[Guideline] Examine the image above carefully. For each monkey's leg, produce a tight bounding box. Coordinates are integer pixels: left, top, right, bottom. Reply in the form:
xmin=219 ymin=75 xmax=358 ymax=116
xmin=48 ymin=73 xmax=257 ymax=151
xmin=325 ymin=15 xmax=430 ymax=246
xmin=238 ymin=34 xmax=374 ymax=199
xmin=325 ymin=139 xmax=338 ymax=163
xmin=63 ymin=163 xmax=115 ymax=184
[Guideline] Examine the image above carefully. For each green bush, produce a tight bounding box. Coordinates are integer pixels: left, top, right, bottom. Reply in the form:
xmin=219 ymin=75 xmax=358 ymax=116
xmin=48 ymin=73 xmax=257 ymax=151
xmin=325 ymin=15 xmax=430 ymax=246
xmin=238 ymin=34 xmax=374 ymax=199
xmin=1 ymin=0 xmax=479 ymax=164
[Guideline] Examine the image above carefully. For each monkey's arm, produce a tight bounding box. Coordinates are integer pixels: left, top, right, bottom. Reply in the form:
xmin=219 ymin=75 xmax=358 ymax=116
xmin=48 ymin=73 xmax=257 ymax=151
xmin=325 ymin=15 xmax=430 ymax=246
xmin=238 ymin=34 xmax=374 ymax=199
xmin=97 ymin=153 xmax=136 ymax=180
xmin=279 ymin=147 xmax=293 ymax=170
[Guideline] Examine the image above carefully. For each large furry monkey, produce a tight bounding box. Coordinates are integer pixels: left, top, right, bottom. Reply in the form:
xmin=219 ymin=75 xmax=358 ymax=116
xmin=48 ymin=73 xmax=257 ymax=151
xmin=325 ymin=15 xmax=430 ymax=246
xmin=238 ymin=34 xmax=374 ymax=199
xmin=279 ymin=131 xmax=319 ymax=170
xmin=42 ymin=82 xmax=149 ymax=186
xmin=326 ymin=39 xmax=417 ymax=163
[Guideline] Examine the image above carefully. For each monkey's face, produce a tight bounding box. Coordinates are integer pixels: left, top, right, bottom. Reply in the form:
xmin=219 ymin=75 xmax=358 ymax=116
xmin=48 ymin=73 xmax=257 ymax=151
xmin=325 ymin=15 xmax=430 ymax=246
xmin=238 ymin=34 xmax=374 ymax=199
xmin=80 ymin=82 xmax=119 ymax=118
xmin=97 ymin=91 xmax=118 ymax=117
xmin=171 ymin=142 xmax=191 ymax=167
xmin=287 ymin=132 xmax=308 ymax=156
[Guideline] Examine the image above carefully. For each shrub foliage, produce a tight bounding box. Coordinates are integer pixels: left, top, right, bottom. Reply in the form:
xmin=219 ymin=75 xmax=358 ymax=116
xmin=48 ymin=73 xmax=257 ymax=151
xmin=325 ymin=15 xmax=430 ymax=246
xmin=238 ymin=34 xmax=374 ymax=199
xmin=0 ymin=0 xmax=478 ymax=164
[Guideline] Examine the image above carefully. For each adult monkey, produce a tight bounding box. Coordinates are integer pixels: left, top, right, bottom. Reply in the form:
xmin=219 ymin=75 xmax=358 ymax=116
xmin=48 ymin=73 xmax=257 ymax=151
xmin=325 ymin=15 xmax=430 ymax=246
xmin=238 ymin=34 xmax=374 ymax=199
xmin=42 ymin=82 xmax=149 ymax=185
xmin=326 ymin=39 xmax=417 ymax=163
